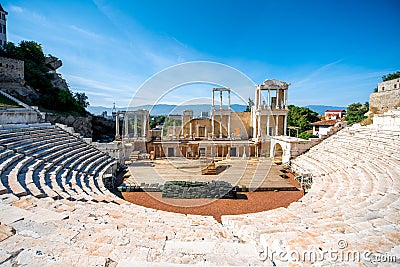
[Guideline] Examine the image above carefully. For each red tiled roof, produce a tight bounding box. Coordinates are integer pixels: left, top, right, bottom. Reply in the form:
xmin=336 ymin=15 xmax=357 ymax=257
xmin=325 ymin=110 xmax=345 ymax=112
xmin=311 ymin=120 xmax=338 ymax=126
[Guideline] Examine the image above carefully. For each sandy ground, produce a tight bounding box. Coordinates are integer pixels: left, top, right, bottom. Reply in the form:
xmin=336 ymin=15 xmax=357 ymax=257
xmin=122 ymin=171 xmax=303 ymax=223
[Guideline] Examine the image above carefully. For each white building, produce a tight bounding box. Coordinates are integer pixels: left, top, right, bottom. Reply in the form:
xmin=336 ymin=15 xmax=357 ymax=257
xmin=0 ymin=4 xmax=7 ymax=47
xmin=311 ymin=119 xmax=342 ymax=137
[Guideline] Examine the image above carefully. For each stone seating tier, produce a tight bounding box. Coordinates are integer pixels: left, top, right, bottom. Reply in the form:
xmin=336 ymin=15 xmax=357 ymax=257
xmin=0 ymin=121 xmax=400 ymax=266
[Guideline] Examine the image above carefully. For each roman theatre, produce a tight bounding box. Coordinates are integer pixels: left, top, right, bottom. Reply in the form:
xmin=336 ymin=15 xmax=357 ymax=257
xmin=0 ymin=77 xmax=399 ymax=266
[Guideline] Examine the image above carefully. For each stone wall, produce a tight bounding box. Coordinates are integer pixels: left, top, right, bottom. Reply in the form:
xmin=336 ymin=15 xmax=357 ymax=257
xmin=372 ymin=109 xmax=400 ymax=130
xmin=0 ymin=108 xmax=38 ymax=124
xmin=370 ymin=89 xmax=400 ymax=113
xmin=378 ymin=78 xmax=400 ymax=92
xmin=0 ymin=57 xmax=24 ymax=82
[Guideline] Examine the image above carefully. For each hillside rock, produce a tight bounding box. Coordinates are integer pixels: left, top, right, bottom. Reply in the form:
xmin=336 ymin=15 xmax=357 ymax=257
xmin=46 ymin=114 xmax=93 ymax=138
xmin=49 ymin=72 xmax=69 ymax=91
xmin=0 ymin=82 xmax=40 ymax=105
xmin=45 ymin=55 xmax=62 ymax=70
xmin=92 ymin=116 xmax=115 ymax=142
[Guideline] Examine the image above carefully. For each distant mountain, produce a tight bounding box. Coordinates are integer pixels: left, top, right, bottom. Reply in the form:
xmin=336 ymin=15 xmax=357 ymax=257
xmin=304 ymin=105 xmax=347 ymax=115
xmin=88 ymin=104 xmax=346 ymax=117
xmin=87 ymin=104 xmax=247 ymax=116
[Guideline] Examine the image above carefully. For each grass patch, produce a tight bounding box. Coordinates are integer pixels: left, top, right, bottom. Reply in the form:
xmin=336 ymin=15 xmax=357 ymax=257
xmin=0 ymin=94 xmax=20 ymax=108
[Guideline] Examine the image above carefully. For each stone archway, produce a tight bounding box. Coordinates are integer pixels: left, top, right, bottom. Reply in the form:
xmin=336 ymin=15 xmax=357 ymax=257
xmin=272 ymin=143 xmax=283 ymax=164
xmin=269 ymin=138 xmax=292 ymax=164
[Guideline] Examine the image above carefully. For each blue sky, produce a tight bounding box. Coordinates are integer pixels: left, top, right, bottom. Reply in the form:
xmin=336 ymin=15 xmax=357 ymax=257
xmin=2 ymin=0 xmax=399 ymax=108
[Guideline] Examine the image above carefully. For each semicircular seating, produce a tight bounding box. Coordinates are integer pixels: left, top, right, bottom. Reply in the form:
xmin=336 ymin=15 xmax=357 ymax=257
xmin=0 ymin=124 xmax=119 ymax=202
xmin=0 ymin=120 xmax=399 ymax=266
xmin=222 ymin=124 xmax=400 ymax=265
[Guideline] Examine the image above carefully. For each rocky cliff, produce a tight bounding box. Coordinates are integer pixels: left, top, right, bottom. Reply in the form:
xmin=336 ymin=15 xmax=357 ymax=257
xmin=0 ymin=55 xmax=68 ymax=104
xmin=0 ymin=48 xmax=114 ymax=141
xmin=45 ymin=113 xmax=115 ymax=141
xmin=46 ymin=114 xmax=93 ymax=138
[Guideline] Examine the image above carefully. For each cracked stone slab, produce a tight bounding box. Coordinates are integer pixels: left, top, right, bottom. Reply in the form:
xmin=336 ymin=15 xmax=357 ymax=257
xmin=0 ymin=247 xmax=12 ymax=265
xmin=164 ymin=240 xmax=216 ymax=255
xmin=0 ymin=204 xmax=68 ymax=225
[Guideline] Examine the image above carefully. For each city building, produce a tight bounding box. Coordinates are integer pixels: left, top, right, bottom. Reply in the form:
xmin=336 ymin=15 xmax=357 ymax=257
xmin=0 ymin=4 xmax=7 ymax=47
xmin=324 ymin=109 xmax=346 ymax=120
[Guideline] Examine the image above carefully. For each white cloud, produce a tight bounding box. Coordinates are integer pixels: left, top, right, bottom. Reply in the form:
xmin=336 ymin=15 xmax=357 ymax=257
xmin=9 ymin=5 xmax=24 ymax=13
xmin=69 ymin=25 xmax=101 ymax=39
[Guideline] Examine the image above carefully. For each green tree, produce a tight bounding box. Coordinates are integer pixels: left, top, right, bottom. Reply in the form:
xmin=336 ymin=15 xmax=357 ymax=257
xmin=244 ymin=98 xmax=254 ymax=112
xmin=287 ymin=105 xmax=319 ymax=136
xmin=298 ymin=132 xmax=315 ymax=140
xmin=149 ymin=115 xmax=166 ymax=129
xmin=382 ymin=71 xmax=400 ymax=82
xmin=1 ymin=40 xmax=89 ymax=114
xmin=345 ymin=102 xmax=369 ymax=125
xmin=74 ymin=92 xmax=89 ymax=108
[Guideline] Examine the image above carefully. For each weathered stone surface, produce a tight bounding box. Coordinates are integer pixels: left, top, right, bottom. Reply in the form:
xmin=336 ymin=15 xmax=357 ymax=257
xmin=46 ymin=114 xmax=93 ymax=138
xmin=0 ymin=224 xmax=15 ymax=242
xmin=0 ymin=248 xmax=12 ymax=265
xmin=0 ymin=57 xmax=24 ymax=82
xmin=164 ymin=240 xmax=216 ymax=254
xmin=49 ymin=72 xmax=69 ymax=91
xmin=18 ymin=230 xmax=40 ymax=239
xmin=0 ymin=85 xmax=40 ymax=105
xmin=45 ymin=56 xmax=62 ymax=70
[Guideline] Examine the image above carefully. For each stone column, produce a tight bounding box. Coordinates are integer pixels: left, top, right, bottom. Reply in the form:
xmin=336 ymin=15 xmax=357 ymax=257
xmin=219 ymin=114 xmax=223 ymax=138
xmin=255 ymin=87 xmax=259 ymax=110
xmin=134 ymin=114 xmax=137 ymax=137
xmin=267 ymin=115 xmax=270 ymax=136
xmin=228 ymin=90 xmax=231 ymax=110
xmin=173 ymin=120 xmax=176 ymax=138
xmin=211 ymin=115 xmax=215 ymax=138
xmin=275 ymin=115 xmax=279 ymax=136
xmin=124 ymin=114 xmax=129 ymax=138
xmin=228 ymin=113 xmax=231 ymax=139
xmin=284 ymin=115 xmax=288 ymax=136
xmin=115 ymin=114 xmax=120 ymax=139
xmin=190 ymin=121 xmax=193 ymax=138
xmin=143 ymin=113 xmax=147 ymax=137
xmin=181 ymin=116 xmax=184 ymax=138
xmin=257 ymin=114 xmax=261 ymax=138
xmin=284 ymin=89 xmax=288 ymax=109
xmin=276 ymin=90 xmax=280 ymax=109
xmin=267 ymin=89 xmax=271 ymax=108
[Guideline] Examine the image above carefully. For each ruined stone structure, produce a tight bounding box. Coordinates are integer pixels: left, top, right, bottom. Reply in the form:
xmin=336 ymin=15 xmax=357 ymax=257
xmin=118 ymin=80 xmax=290 ymax=160
xmin=252 ymin=79 xmax=289 ymax=140
xmin=370 ymin=77 xmax=400 ymax=113
xmin=0 ymin=57 xmax=24 ymax=82
xmin=377 ymin=78 xmax=400 ymax=92
xmin=0 ymin=4 xmax=7 ymax=47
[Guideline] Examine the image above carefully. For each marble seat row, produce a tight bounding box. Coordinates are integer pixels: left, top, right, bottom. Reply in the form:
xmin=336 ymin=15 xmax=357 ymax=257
xmin=0 ymin=125 xmax=118 ymax=203
xmin=222 ymin=123 xmax=400 ymax=265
